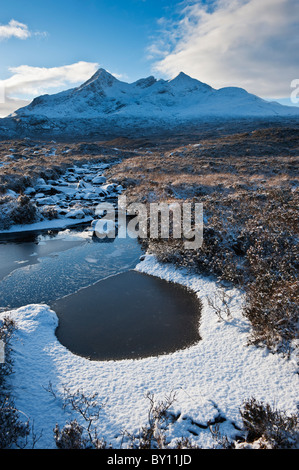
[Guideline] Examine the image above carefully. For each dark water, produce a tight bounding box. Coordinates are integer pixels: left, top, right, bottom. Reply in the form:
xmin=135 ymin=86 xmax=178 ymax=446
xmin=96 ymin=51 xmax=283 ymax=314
xmin=0 ymin=227 xmax=201 ymax=360
xmin=53 ymin=270 xmax=201 ymax=361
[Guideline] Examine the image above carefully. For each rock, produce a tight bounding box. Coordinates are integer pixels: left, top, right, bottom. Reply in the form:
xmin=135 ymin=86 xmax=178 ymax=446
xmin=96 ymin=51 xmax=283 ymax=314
xmin=36 ymin=178 xmax=46 ymax=185
xmin=35 ymin=196 xmax=57 ymax=206
xmin=77 ymin=180 xmax=89 ymax=189
xmin=82 ymin=191 xmax=99 ymax=200
xmin=83 ymin=175 xmax=93 ymax=182
xmin=66 ymin=209 xmax=86 ymax=219
xmin=101 ymin=183 xmax=117 ymax=193
xmin=35 ymin=184 xmax=56 ymax=194
xmin=24 ymin=187 xmax=36 ymax=195
xmin=93 ymin=186 xmax=108 ymax=197
xmin=66 ymin=176 xmax=77 ymax=183
xmin=92 ymin=175 xmax=106 ymax=185
xmin=6 ymin=189 xmax=18 ymax=198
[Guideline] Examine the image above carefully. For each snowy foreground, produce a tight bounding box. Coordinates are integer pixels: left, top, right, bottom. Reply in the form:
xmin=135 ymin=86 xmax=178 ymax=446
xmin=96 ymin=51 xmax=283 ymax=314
xmin=3 ymin=254 xmax=298 ymax=449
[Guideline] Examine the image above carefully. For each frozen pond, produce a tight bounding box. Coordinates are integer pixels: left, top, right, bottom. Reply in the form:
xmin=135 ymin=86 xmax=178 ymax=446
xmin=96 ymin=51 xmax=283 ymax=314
xmin=0 ymin=226 xmax=201 ymax=360
xmin=53 ymin=270 xmax=201 ymax=361
xmin=0 ymin=227 xmax=142 ymax=309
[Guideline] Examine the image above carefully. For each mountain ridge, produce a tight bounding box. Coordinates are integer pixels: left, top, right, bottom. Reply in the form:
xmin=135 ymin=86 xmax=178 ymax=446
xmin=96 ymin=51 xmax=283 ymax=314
xmin=13 ymin=68 xmax=298 ymax=120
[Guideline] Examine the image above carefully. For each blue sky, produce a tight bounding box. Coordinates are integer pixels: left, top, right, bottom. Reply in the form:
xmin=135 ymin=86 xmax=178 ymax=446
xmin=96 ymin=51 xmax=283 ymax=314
xmin=0 ymin=0 xmax=298 ymax=115
xmin=0 ymin=0 xmax=179 ymax=80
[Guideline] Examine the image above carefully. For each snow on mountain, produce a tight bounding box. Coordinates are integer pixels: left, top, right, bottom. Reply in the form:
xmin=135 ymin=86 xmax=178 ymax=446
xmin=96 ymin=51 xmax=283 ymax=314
xmin=13 ymin=68 xmax=299 ymax=120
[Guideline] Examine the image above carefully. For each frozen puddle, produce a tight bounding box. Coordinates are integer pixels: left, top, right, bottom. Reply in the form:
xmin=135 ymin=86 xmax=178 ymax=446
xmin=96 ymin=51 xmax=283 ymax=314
xmin=0 ymin=233 xmax=83 ymax=282
xmin=53 ymin=270 xmax=201 ymax=361
xmin=0 ymin=227 xmax=201 ymax=361
xmin=0 ymin=228 xmax=142 ymax=309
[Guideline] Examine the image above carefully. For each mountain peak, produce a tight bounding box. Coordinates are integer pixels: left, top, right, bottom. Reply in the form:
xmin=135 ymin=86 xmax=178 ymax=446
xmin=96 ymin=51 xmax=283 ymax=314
xmin=78 ymin=68 xmax=117 ymax=91
xmin=172 ymin=71 xmax=194 ymax=82
xmin=177 ymin=71 xmax=190 ymax=79
xmin=168 ymin=72 xmax=212 ymax=92
xmin=93 ymin=68 xmax=115 ymax=79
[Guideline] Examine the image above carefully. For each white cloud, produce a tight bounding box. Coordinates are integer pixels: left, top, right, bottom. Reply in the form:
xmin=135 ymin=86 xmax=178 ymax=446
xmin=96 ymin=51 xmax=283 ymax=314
xmin=0 ymin=61 xmax=100 ymax=98
xmin=0 ymin=19 xmax=32 ymax=40
xmin=151 ymin=0 xmax=299 ymax=98
xmin=0 ymin=61 xmax=101 ymax=117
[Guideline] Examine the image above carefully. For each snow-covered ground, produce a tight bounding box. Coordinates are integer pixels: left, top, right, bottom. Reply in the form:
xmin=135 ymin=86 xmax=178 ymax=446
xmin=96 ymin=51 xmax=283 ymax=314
xmin=2 ymin=254 xmax=298 ymax=449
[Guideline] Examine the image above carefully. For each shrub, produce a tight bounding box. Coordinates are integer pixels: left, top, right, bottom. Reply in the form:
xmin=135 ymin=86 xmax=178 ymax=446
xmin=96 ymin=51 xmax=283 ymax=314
xmin=122 ymin=392 xmax=177 ymax=449
xmin=40 ymin=205 xmax=58 ymax=220
xmin=10 ymin=195 xmax=39 ymax=225
xmin=121 ymin=392 xmax=199 ymax=449
xmin=239 ymin=398 xmax=299 ymax=449
xmin=49 ymin=385 xmax=108 ymax=449
xmin=54 ymin=420 xmax=86 ymax=449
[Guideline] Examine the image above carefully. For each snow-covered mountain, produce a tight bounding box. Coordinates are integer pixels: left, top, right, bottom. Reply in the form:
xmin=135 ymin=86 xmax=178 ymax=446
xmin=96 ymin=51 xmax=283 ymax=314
xmin=14 ymin=68 xmax=299 ymax=119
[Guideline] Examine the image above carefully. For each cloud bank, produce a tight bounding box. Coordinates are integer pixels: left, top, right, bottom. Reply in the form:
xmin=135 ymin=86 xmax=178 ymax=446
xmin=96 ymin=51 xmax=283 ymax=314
xmin=151 ymin=0 xmax=299 ymax=98
xmin=1 ymin=62 xmax=100 ymax=97
xmin=0 ymin=61 xmax=100 ymax=117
